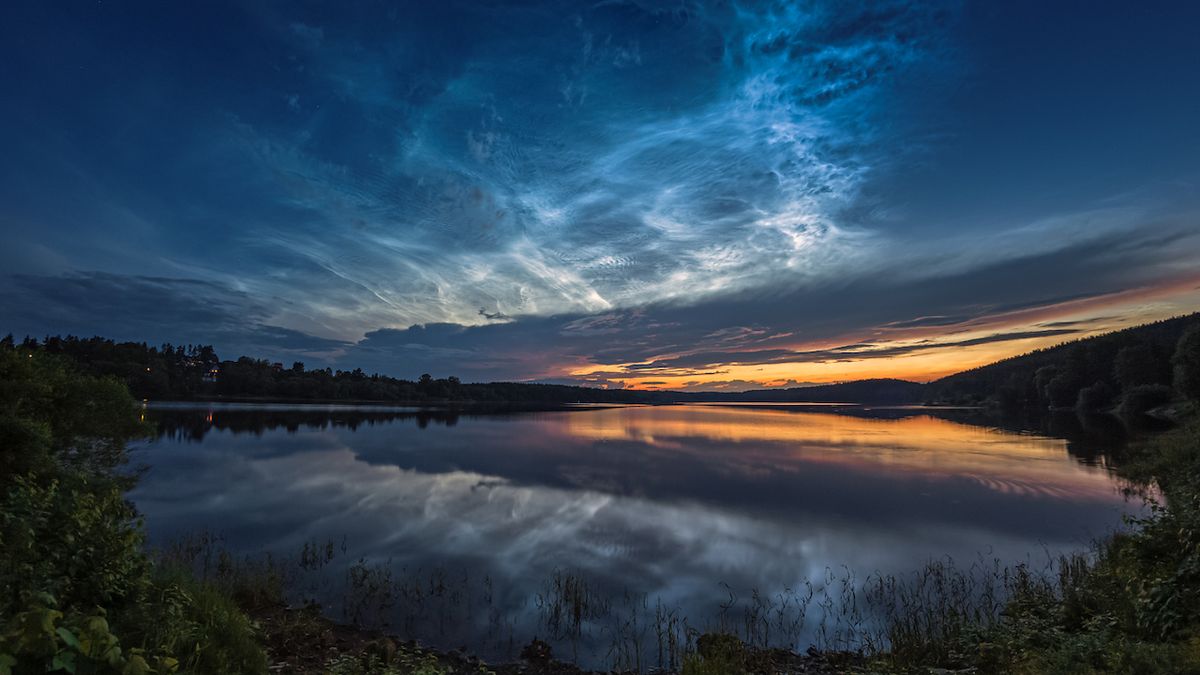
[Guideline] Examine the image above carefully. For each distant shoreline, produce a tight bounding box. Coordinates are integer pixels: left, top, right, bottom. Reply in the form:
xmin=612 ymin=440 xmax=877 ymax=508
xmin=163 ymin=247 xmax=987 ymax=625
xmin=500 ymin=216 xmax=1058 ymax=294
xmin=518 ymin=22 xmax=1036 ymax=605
xmin=139 ymin=396 xmax=976 ymax=410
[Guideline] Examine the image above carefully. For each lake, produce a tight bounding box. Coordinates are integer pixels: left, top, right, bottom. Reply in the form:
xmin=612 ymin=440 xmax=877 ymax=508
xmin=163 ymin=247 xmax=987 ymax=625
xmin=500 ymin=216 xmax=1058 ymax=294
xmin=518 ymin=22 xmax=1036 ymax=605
xmin=130 ymin=402 xmax=1141 ymax=669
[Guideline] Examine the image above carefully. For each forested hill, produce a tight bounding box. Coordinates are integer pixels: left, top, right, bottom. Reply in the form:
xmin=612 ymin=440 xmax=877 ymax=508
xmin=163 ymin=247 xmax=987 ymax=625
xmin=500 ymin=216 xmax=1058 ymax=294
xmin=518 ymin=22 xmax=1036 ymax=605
xmin=927 ymin=312 xmax=1200 ymax=412
xmin=0 ymin=332 xmax=935 ymax=405
xmin=8 ymin=313 xmax=1199 ymax=409
xmin=680 ymin=378 xmax=926 ymax=404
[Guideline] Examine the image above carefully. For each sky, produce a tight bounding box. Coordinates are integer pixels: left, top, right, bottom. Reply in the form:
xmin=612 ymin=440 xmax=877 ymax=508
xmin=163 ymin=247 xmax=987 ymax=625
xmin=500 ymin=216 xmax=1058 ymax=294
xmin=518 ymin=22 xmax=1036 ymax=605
xmin=1 ymin=0 xmax=1199 ymax=390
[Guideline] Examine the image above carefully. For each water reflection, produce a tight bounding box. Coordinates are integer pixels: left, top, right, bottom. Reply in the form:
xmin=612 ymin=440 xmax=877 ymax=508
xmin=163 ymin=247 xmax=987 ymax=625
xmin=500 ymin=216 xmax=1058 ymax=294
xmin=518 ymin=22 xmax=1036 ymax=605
xmin=130 ymin=403 xmax=1142 ymax=666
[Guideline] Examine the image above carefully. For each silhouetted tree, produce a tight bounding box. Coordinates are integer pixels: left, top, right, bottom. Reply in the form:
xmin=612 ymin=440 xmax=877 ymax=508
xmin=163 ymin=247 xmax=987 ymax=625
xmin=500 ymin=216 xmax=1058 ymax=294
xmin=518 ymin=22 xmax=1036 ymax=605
xmin=1114 ymin=344 xmax=1159 ymax=390
xmin=1119 ymin=384 xmax=1174 ymax=417
xmin=1076 ymin=381 xmax=1115 ymax=412
xmin=927 ymin=313 xmax=1197 ymax=407
xmin=1046 ymin=348 xmax=1087 ymax=409
xmin=1034 ymin=365 xmax=1059 ymax=406
xmin=1174 ymin=324 xmax=1200 ymax=402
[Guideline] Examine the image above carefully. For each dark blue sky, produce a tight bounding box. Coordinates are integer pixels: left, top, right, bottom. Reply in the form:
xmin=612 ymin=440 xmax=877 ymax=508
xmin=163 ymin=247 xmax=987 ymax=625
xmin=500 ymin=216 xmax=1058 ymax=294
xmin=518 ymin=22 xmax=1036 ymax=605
xmin=2 ymin=1 xmax=1198 ymax=387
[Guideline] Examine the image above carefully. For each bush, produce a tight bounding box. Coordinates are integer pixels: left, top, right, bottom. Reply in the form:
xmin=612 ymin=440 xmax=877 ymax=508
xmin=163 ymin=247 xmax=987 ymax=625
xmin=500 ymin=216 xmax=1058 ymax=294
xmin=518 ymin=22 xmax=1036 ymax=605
xmin=0 ymin=348 xmax=268 ymax=674
xmin=0 ymin=348 xmax=145 ymax=482
xmin=0 ymin=474 xmax=146 ymax=614
xmin=0 ymin=596 xmax=181 ymax=675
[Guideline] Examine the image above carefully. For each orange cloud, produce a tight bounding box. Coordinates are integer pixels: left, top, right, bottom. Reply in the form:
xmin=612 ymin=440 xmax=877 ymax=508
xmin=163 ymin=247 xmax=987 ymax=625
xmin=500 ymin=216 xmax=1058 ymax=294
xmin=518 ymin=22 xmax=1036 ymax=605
xmin=575 ymin=273 xmax=1200 ymax=391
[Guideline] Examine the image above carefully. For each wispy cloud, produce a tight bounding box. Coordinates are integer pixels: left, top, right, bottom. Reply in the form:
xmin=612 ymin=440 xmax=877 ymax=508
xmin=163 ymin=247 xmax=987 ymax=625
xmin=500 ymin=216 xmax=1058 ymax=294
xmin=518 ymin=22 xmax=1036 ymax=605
xmin=0 ymin=272 xmax=349 ymax=358
xmin=172 ymin=1 xmax=959 ymax=332
xmin=2 ymin=2 xmax=1200 ymax=387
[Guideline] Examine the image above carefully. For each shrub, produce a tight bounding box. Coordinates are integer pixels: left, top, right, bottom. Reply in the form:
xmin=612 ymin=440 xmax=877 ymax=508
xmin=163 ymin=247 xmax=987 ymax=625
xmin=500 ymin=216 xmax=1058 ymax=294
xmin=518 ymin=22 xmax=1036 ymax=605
xmin=0 ymin=474 xmax=147 ymax=614
xmin=0 ymin=595 xmax=180 ymax=675
xmin=0 ymin=348 xmax=145 ymax=482
xmin=0 ymin=585 xmax=266 ymax=675
xmin=0 ymin=348 xmax=268 ymax=674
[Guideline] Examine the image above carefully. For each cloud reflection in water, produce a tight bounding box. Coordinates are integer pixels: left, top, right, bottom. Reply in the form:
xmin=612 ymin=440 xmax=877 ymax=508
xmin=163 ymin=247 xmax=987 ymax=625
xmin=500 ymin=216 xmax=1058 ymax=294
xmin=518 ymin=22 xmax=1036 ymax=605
xmin=130 ymin=404 xmax=1137 ymax=663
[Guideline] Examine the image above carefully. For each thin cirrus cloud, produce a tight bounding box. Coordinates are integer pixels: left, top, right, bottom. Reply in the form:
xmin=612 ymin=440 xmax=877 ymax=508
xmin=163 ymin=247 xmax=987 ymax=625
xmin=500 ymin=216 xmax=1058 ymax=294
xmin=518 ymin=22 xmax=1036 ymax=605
xmin=224 ymin=0 xmax=935 ymax=330
xmin=0 ymin=1 xmax=1199 ymax=389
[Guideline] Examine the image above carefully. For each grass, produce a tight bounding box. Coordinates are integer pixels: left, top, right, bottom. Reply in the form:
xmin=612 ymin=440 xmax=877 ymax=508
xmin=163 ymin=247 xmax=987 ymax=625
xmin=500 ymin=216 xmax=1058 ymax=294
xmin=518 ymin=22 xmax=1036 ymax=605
xmin=670 ymin=416 xmax=1200 ymax=674
xmin=865 ymin=416 xmax=1200 ymax=673
xmin=7 ymin=346 xmax=1200 ymax=673
xmin=118 ymin=416 xmax=1200 ymax=673
xmin=140 ymin=567 xmax=268 ymax=674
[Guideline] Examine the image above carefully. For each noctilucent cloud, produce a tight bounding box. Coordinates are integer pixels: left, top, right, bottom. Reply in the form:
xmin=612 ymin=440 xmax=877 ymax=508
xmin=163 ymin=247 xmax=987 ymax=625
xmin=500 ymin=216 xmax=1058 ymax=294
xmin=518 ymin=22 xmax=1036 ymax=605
xmin=2 ymin=1 xmax=1199 ymax=389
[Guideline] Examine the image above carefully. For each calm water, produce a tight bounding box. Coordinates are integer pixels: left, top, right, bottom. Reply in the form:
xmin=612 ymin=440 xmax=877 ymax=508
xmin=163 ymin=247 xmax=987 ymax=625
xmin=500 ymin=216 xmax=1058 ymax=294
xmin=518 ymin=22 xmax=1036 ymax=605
xmin=130 ymin=403 xmax=1140 ymax=667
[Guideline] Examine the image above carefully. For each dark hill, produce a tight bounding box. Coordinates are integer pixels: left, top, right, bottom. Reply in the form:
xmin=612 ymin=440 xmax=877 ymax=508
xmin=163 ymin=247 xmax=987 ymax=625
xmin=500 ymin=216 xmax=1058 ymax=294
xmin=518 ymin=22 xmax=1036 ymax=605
xmin=677 ymin=378 xmax=926 ymax=404
xmin=927 ymin=312 xmax=1199 ymax=410
xmin=12 ymin=312 xmax=1199 ymax=409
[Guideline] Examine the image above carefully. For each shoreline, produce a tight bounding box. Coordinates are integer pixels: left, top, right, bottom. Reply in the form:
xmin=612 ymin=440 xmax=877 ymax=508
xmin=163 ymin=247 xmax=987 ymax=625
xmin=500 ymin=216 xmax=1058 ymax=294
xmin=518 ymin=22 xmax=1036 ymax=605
xmin=253 ymin=600 xmax=859 ymax=675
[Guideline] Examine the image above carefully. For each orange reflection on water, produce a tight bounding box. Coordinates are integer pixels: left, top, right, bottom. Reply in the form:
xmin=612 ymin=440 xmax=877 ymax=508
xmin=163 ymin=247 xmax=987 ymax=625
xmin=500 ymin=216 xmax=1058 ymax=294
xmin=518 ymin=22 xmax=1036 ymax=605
xmin=559 ymin=405 xmax=1121 ymax=502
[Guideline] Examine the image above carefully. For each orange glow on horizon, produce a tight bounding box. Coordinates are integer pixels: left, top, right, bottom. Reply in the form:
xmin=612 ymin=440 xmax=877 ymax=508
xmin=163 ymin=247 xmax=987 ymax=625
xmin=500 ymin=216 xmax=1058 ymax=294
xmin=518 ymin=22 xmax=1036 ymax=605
xmin=573 ymin=274 xmax=1200 ymax=391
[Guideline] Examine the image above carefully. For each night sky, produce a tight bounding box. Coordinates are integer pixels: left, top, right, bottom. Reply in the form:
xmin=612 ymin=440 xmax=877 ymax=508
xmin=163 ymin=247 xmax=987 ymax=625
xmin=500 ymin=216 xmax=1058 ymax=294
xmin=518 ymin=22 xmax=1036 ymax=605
xmin=2 ymin=1 xmax=1199 ymax=389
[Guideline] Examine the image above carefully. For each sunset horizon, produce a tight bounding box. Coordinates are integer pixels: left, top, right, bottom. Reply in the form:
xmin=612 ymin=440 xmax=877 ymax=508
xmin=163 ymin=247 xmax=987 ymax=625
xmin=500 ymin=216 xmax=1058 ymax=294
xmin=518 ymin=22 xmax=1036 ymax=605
xmin=3 ymin=2 xmax=1199 ymax=392
xmin=5 ymin=3 xmax=1200 ymax=672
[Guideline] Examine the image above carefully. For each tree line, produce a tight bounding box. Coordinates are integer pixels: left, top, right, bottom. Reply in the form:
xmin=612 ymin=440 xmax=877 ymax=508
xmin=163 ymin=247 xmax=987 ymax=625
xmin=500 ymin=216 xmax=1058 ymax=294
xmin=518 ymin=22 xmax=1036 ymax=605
xmin=927 ymin=312 xmax=1200 ymax=415
xmin=1 ymin=334 xmax=647 ymax=404
xmin=7 ymin=312 xmax=1200 ymax=410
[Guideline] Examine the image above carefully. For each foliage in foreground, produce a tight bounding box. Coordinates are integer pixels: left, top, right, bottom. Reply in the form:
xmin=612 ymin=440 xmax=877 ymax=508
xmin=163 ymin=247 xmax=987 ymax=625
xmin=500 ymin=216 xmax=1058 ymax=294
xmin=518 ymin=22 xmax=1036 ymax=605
xmin=673 ymin=417 xmax=1200 ymax=674
xmin=7 ymin=331 xmax=1200 ymax=674
xmin=870 ymin=418 xmax=1200 ymax=674
xmin=0 ymin=348 xmax=266 ymax=674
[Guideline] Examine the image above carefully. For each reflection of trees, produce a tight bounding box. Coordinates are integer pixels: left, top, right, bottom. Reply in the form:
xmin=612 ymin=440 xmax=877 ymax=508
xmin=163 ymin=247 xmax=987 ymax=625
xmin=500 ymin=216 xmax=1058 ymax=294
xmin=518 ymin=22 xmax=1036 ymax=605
xmin=149 ymin=403 xmax=1162 ymax=471
xmin=149 ymin=407 xmax=474 ymax=442
xmin=721 ymin=404 xmax=1162 ymax=469
xmin=926 ymin=407 xmax=1171 ymax=467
